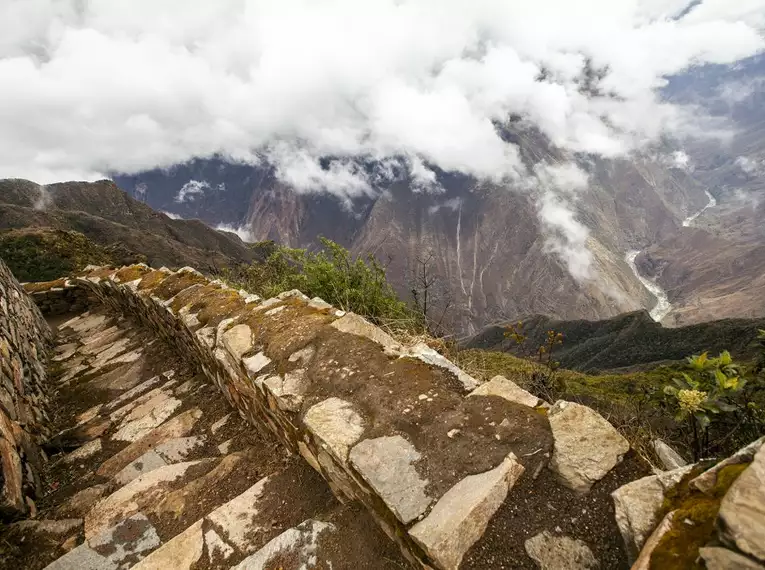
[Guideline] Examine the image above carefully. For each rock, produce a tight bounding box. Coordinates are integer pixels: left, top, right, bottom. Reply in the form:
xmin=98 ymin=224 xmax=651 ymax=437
xmin=717 ymin=445 xmax=765 ymax=562
xmin=232 ymin=519 xmax=335 ymax=570
xmin=243 ymin=352 xmax=271 ymax=377
xmin=47 ymin=513 xmax=160 ymax=570
xmin=154 ymin=435 xmax=207 ymax=462
xmin=410 ymin=453 xmax=525 ymax=570
xmin=114 ymin=450 xmax=169 ymax=486
xmin=61 ymin=439 xmax=102 ymax=464
xmin=652 ymin=439 xmax=687 ymax=471
xmin=330 ymin=313 xmax=401 ymax=353
xmin=469 ymin=375 xmax=542 ymax=408
xmin=112 ymin=392 xmax=183 ymax=442
xmin=221 ymin=324 xmax=253 ymax=360
xmin=303 ymin=398 xmax=365 ymax=462
xmin=548 ymin=400 xmax=629 ymax=493
xmin=524 ymin=531 xmax=599 ymax=569
xmin=699 ymin=547 xmax=765 ymax=570
xmin=692 ymin=436 xmax=765 ymax=494
xmin=85 ymin=460 xmax=206 ymax=539
xmin=611 ymin=465 xmax=695 ymax=563
xmin=97 ymin=408 xmax=202 ymax=478
xmin=630 ymin=511 xmax=676 ymax=570
xmin=57 ymin=485 xmax=110 ymax=519
xmin=349 ymin=435 xmax=432 ymax=524
xmin=0 ymin=437 xmax=24 ymax=514
xmin=263 ymin=370 xmax=308 ymax=412
xmin=405 ymin=342 xmax=479 ymax=391
xmin=207 ymin=476 xmax=270 ymax=550
xmin=130 ymin=520 xmax=205 ymax=570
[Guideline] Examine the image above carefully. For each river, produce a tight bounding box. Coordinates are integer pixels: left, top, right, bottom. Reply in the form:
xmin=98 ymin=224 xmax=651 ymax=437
xmin=626 ymin=191 xmax=717 ymax=323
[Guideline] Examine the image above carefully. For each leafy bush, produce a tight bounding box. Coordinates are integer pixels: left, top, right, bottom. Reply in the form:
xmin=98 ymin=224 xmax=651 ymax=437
xmin=222 ymin=237 xmax=420 ymax=329
xmin=663 ymin=350 xmax=765 ymax=460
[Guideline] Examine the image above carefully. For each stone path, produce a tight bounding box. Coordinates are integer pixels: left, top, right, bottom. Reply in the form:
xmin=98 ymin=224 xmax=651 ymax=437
xmin=0 ymin=309 xmax=410 ymax=570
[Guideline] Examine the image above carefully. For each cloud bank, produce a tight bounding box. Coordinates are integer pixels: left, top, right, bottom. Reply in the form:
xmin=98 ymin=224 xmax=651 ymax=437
xmin=0 ymin=0 xmax=763 ymax=195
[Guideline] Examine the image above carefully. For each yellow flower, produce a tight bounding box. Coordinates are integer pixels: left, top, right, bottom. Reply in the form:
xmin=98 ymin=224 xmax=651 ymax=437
xmin=678 ymin=389 xmax=707 ymax=413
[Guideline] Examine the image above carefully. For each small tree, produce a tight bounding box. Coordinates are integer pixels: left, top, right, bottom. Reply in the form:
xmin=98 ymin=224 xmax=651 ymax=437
xmin=409 ymin=251 xmax=452 ymax=336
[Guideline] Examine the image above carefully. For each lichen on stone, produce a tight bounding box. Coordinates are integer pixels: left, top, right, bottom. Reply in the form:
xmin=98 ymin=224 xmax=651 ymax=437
xmin=152 ymin=271 xmax=207 ymax=300
xmin=137 ymin=270 xmax=169 ymax=291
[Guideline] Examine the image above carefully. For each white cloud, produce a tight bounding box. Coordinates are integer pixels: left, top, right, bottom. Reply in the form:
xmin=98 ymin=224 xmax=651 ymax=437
xmin=175 ymin=179 xmax=210 ymax=203
xmin=161 ymin=210 xmax=182 ymax=219
xmin=736 ymin=155 xmax=764 ymax=175
xmin=215 ymin=222 xmax=254 ymax=243
xmin=0 ymin=0 xmax=762 ymax=188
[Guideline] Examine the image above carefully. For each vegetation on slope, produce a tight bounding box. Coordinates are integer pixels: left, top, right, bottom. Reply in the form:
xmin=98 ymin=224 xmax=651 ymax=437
xmin=221 ymin=238 xmax=420 ymax=329
xmin=0 ymin=228 xmax=145 ymax=282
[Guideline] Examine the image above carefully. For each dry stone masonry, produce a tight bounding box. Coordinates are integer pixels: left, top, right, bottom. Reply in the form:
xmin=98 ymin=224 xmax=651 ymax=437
xmin=2 ymin=260 xmax=764 ymax=569
xmin=0 ymin=259 xmax=53 ymax=518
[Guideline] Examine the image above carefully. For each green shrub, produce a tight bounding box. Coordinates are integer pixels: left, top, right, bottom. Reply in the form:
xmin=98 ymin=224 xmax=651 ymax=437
xmin=0 ymin=228 xmax=127 ymax=282
xmin=221 ymin=237 xmax=420 ymax=329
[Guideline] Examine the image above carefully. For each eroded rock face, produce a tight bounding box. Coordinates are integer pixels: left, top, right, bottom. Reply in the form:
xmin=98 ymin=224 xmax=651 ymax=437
xmin=524 ymin=530 xmax=599 ymax=570
xmin=717 ymin=445 xmax=765 ymax=563
xmin=548 ymin=401 xmax=629 ymax=493
xmin=410 ymin=453 xmax=525 ymax=570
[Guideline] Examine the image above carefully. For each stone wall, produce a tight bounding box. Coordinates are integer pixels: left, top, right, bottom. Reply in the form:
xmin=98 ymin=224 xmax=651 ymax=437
xmin=0 ymin=259 xmax=53 ymax=519
xmin=24 ymin=265 xmax=628 ymax=569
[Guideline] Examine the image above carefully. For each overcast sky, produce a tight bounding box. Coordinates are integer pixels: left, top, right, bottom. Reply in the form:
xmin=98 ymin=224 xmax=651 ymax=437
xmin=1 ymin=0 xmax=763 ymax=190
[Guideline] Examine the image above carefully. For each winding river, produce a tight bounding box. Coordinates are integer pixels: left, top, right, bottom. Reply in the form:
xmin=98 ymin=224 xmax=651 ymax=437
xmin=626 ymin=191 xmax=717 ymax=323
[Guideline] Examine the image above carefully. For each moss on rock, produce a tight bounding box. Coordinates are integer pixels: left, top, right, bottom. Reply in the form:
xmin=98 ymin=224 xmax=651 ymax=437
xmin=649 ymin=463 xmax=749 ymax=569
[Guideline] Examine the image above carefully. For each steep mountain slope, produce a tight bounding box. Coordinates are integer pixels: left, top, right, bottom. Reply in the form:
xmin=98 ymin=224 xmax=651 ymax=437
xmin=115 ymin=132 xmax=709 ymax=335
xmin=0 ymin=179 xmax=258 ymax=272
xmin=463 ymin=311 xmax=765 ymax=372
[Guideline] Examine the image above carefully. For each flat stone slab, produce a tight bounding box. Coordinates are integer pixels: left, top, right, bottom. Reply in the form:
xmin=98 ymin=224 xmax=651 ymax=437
xmin=98 ymin=409 xmax=202 ymax=478
xmin=524 ymin=530 xmax=599 ymax=570
xmin=232 ymin=519 xmax=335 ymax=570
xmin=134 ymin=475 xmax=272 ymax=568
xmin=114 ymin=450 xmax=168 ymax=487
xmin=85 ymin=460 xmax=206 ymax=539
xmin=349 ymin=435 xmax=432 ymax=524
xmin=548 ymin=400 xmax=629 ymax=493
xmin=112 ymin=392 xmax=182 ymax=442
xmin=303 ymin=397 xmax=365 ymax=462
xmin=469 ymin=375 xmax=542 ymax=407
xmin=45 ymin=513 xmax=160 ymax=570
xmin=410 ymin=453 xmax=525 ymax=570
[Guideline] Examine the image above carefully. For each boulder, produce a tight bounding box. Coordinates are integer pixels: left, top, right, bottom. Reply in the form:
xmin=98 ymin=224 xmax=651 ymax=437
xmin=524 ymin=531 xmax=599 ymax=569
xmin=548 ymin=401 xmax=629 ymax=493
